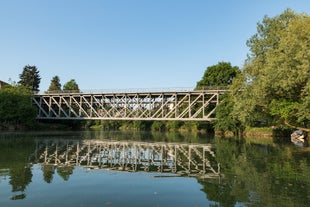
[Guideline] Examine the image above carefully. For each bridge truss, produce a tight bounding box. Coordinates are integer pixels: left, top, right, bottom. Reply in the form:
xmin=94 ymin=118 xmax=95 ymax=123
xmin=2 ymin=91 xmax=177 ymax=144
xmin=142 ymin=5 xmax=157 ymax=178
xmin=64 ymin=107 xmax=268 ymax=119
xmin=33 ymin=90 xmax=225 ymax=121
xmin=32 ymin=139 xmax=220 ymax=178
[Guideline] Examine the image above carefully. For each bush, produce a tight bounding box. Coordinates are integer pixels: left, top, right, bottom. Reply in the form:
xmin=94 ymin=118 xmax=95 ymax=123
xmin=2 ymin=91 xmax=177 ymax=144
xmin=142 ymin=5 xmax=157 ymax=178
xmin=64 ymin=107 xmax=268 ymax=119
xmin=151 ymin=121 xmax=166 ymax=131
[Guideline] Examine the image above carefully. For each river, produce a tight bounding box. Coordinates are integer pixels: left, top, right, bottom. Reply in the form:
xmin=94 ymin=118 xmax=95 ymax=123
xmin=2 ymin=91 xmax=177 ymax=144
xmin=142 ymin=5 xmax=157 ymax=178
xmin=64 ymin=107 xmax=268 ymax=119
xmin=0 ymin=130 xmax=309 ymax=207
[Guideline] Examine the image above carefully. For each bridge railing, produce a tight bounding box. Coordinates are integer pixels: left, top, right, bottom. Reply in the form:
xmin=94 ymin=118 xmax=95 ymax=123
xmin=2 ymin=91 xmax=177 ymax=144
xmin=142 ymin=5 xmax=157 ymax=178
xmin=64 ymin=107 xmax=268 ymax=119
xmin=40 ymin=87 xmax=228 ymax=95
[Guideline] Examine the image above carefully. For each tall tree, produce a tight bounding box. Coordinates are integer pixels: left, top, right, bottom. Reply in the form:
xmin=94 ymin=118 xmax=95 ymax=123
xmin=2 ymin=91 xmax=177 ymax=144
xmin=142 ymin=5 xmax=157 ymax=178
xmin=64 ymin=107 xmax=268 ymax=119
xmin=18 ymin=65 xmax=41 ymax=92
xmin=231 ymin=9 xmax=310 ymax=129
xmin=63 ymin=79 xmax=80 ymax=92
xmin=195 ymin=62 xmax=240 ymax=133
xmin=196 ymin=62 xmax=240 ymax=89
xmin=47 ymin=76 xmax=62 ymax=92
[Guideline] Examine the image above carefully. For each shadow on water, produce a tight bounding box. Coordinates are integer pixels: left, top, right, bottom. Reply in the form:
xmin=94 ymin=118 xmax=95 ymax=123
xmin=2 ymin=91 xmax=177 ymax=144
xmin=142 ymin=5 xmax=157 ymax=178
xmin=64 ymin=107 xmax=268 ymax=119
xmin=0 ymin=130 xmax=310 ymax=207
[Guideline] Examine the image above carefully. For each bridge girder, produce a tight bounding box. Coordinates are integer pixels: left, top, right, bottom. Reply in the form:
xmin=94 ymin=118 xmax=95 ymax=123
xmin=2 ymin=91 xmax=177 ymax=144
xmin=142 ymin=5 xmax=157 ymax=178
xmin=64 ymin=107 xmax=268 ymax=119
xmin=33 ymin=90 xmax=226 ymax=121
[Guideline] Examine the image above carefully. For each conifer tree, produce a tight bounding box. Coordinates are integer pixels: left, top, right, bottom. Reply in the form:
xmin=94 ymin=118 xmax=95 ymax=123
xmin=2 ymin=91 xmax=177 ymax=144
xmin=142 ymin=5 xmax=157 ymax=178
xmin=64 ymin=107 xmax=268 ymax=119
xmin=18 ymin=65 xmax=41 ymax=92
xmin=47 ymin=76 xmax=62 ymax=92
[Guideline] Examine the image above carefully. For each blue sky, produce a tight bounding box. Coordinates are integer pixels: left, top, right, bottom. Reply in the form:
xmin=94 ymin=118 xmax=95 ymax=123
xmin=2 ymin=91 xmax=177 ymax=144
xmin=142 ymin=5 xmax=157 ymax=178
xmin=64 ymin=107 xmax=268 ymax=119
xmin=1 ymin=0 xmax=309 ymax=91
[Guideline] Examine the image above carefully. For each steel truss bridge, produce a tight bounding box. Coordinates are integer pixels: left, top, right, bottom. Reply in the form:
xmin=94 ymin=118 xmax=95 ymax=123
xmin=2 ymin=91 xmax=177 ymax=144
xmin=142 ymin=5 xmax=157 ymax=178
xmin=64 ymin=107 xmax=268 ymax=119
xmin=33 ymin=89 xmax=226 ymax=121
xmin=32 ymin=139 xmax=220 ymax=178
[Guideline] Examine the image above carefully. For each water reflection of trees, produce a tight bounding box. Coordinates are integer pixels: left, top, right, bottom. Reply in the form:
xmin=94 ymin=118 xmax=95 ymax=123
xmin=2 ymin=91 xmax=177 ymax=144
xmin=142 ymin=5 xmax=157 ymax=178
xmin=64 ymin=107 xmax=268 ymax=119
xmin=81 ymin=130 xmax=213 ymax=143
xmin=41 ymin=165 xmax=74 ymax=183
xmin=1 ymin=132 xmax=310 ymax=206
xmin=9 ymin=167 xmax=32 ymax=200
xmin=0 ymin=137 xmax=34 ymax=200
xmin=199 ymin=137 xmax=310 ymax=207
xmin=41 ymin=165 xmax=55 ymax=183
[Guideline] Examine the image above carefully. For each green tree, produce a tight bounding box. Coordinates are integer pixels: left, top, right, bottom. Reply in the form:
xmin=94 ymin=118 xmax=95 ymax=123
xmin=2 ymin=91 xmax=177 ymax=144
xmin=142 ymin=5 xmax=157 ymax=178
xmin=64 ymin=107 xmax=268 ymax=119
xmin=18 ymin=65 xmax=41 ymax=92
xmin=196 ymin=62 xmax=240 ymax=89
xmin=47 ymin=76 xmax=61 ymax=92
xmin=63 ymin=79 xmax=80 ymax=92
xmin=214 ymin=93 xmax=244 ymax=136
xmin=0 ymin=85 xmax=37 ymax=126
xmin=195 ymin=62 xmax=240 ymax=133
xmin=232 ymin=9 xmax=310 ymax=129
xmin=151 ymin=121 xmax=166 ymax=131
xmin=165 ymin=121 xmax=183 ymax=131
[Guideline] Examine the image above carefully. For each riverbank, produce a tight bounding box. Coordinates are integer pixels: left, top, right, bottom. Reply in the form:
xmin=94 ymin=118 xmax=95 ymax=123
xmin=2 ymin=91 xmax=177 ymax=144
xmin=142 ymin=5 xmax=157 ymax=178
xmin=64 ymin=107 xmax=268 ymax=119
xmin=0 ymin=120 xmax=294 ymax=139
xmin=215 ymin=126 xmax=293 ymax=139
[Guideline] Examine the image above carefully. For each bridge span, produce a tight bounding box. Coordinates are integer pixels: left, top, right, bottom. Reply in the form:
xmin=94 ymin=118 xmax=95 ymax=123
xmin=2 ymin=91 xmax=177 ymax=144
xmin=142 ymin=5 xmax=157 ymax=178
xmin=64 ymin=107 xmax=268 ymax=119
xmin=33 ymin=89 xmax=226 ymax=121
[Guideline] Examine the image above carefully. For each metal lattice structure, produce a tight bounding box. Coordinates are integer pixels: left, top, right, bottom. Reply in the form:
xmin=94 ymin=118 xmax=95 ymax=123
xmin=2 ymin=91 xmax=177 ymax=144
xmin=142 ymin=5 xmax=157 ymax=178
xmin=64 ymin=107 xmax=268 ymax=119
xmin=33 ymin=89 xmax=226 ymax=121
xmin=32 ymin=139 xmax=220 ymax=177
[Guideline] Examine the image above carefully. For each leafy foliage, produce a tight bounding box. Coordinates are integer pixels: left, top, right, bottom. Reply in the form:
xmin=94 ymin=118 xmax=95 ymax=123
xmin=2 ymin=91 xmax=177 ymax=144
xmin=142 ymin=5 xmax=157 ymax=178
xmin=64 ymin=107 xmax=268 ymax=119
xmin=196 ymin=62 xmax=240 ymax=89
xmin=0 ymin=85 xmax=37 ymax=127
xmin=151 ymin=121 xmax=166 ymax=131
xmin=47 ymin=76 xmax=62 ymax=92
xmin=214 ymin=93 xmax=244 ymax=135
xmin=231 ymin=9 xmax=310 ymax=129
xmin=18 ymin=65 xmax=41 ymax=92
xmin=63 ymin=79 xmax=80 ymax=92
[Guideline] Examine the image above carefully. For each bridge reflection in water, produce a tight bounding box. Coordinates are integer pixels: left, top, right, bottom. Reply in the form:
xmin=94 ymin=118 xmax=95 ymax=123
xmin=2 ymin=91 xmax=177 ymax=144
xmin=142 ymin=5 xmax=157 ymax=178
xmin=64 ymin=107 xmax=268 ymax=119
xmin=33 ymin=139 xmax=220 ymax=178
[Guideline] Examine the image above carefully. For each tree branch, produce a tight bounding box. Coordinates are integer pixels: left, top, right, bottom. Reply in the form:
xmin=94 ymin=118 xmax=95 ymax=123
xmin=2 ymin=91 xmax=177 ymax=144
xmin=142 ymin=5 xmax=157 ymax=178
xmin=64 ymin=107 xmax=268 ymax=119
xmin=284 ymin=120 xmax=310 ymax=132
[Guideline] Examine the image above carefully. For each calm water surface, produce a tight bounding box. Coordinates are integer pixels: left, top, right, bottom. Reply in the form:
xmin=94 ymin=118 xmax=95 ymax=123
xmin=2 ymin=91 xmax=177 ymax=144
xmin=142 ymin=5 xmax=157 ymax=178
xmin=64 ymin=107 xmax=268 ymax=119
xmin=0 ymin=131 xmax=309 ymax=207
